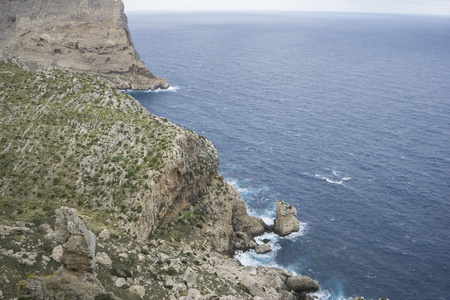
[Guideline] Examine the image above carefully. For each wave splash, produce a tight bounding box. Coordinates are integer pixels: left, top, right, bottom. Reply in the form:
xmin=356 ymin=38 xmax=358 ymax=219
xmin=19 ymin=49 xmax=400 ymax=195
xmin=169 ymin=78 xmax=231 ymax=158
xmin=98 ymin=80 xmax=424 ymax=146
xmin=123 ymin=86 xmax=181 ymax=93
xmin=307 ymin=170 xmax=352 ymax=185
xmin=146 ymin=85 xmax=180 ymax=93
xmin=228 ymin=175 xmax=350 ymax=300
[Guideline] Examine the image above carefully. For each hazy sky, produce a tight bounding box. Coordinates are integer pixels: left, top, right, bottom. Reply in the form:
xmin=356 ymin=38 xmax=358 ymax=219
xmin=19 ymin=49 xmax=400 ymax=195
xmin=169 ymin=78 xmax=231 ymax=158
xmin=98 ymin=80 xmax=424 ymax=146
xmin=123 ymin=0 xmax=450 ymax=15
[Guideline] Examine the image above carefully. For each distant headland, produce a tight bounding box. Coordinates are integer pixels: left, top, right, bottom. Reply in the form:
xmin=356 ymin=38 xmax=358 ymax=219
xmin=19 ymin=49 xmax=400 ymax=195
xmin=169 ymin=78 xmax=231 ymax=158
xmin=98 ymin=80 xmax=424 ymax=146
xmin=0 ymin=0 xmax=168 ymax=90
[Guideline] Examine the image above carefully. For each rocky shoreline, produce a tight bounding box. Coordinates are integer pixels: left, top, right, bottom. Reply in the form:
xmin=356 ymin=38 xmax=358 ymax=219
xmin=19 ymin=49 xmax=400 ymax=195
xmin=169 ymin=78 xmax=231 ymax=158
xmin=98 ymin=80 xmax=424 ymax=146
xmin=0 ymin=53 xmax=320 ymax=299
xmin=0 ymin=1 xmax=390 ymax=298
xmin=16 ymin=206 xmax=320 ymax=300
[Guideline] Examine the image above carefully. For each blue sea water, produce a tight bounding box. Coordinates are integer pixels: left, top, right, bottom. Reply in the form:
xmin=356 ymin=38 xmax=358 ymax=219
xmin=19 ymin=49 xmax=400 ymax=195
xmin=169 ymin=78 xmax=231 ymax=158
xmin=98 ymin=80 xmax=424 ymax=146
xmin=126 ymin=12 xmax=450 ymax=300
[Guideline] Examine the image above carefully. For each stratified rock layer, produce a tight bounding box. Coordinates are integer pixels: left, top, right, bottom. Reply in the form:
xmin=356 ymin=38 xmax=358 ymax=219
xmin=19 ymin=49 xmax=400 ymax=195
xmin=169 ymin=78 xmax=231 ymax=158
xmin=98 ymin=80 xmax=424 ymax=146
xmin=18 ymin=207 xmax=106 ymax=300
xmin=54 ymin=207 xmax=97 ymax=272
xmin=0 ymin=0 xmax=168 ymax=90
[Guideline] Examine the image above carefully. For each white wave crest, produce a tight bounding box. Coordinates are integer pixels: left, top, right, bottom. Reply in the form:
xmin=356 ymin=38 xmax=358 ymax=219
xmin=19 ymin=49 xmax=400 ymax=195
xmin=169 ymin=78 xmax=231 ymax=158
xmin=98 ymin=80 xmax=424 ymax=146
xmin=313 ymin=173 xmax=351 ymax=185
xmin=311 ymin=289 xmax=353 ymax=300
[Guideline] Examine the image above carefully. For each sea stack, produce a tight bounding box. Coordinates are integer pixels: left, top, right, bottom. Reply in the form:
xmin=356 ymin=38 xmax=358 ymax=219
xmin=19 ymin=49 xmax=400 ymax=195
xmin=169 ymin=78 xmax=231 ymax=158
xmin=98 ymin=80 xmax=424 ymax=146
xmin=273 ymin=200 xmax=301 ymax=236
xmin=0 ymin=0 xmax=168 ymax=90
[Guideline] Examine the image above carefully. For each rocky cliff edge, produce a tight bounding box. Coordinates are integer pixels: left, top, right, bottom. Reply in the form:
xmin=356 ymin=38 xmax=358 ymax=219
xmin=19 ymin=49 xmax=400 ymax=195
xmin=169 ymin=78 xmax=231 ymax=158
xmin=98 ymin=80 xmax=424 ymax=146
xmin=0 ymin=55 xmax=321 ymax=299
xmin=0 ymin=0 xmax=168 ymax=90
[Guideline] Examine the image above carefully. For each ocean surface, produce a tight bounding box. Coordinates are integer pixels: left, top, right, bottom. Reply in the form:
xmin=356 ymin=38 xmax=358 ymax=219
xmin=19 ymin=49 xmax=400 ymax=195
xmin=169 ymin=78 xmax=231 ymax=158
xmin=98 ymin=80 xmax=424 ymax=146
xmin=126 ymin=12 xmax=450 ymax=300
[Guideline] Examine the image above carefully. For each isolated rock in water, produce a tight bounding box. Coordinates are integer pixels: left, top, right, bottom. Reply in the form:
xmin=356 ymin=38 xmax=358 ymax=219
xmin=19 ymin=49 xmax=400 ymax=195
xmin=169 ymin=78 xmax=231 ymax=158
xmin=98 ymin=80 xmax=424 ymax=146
xmin=0 ymin=0 xmax=168 ymax=90
xmin=55 ymin=206 xmax=97 ymax=272
xmin=255 ymin=244 xmax=272 ymax=254
xmin=273 ymin=200 xmax=300 ymax=236
xmin=286 ymin=275 xmax=320 ymax=294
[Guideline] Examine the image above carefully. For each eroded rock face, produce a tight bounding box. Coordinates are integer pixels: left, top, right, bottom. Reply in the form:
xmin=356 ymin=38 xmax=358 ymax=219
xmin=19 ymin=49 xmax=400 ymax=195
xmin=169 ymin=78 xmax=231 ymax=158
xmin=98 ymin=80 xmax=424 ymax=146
xmin=273 ymin=200 xmax=300 ymax=236
xmin=18 ymin=207 xmax=106 ymax=300
xmin=55 ymin=206 xmax=97 ymax=272
xmin=0 ymin=0 xmax=168 ymax=90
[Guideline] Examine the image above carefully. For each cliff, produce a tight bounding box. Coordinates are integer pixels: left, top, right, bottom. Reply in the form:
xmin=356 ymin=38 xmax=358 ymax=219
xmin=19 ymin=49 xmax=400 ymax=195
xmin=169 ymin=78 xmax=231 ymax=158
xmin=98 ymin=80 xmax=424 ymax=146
xmin=0 ymin=0 xmax=168 ymax=90
xmin=0 ymin=55 xmax=322 ymax=299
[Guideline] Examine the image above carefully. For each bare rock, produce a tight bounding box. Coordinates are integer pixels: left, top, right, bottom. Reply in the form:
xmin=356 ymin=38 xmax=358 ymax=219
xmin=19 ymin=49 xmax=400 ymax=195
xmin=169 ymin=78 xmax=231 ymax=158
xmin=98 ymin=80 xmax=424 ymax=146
xmin=286 ymin=275 xmax=320 ymax=294
xmin=0 ymin=0 xmax=168 ymax=90
xmin=232 ymin=198 xmax=266 ymax=237
xmin=18 ymin=206 xmax=107 ymax=300
xmin=98 ymin=229 xmax=111 ymax=240
xmin=129 ymin=285 xmax=146 ymax=298
xmin=273 ymin=200 xmax=300 ymax=236
xmin=241 ymin=274 xmax=260 ymax=296
xmin=96 ymin=252 xmax=112 ymax=267
xmin=38 ymin=223 xmax=55 ymax=239
xmin=183 ymin=267 xmax=197 ymax=287
xmin=115 ymin=277 xmax=127 ymax=288
xmin=255 ymin=244 xmax=272 ymax=254
xmin=0 ymin=224 xmax=33 ymax=236
xmin=51 ymin=245 xmax=64 ymax=263
xmin=55 ymin=206 xmax=97 ymax=272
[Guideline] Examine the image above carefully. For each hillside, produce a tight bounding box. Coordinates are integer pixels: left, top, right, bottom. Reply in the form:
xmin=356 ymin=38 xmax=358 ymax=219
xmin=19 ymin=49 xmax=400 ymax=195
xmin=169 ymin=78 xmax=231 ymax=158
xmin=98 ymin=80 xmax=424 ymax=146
xmin=0 ymin=55 xmax=321 ymax=299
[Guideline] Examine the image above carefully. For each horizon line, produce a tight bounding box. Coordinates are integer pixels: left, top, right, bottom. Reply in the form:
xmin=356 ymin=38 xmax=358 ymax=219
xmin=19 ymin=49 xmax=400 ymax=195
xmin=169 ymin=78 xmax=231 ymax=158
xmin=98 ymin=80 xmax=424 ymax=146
xmin=124 ymin=9 xmax=450 ymax=17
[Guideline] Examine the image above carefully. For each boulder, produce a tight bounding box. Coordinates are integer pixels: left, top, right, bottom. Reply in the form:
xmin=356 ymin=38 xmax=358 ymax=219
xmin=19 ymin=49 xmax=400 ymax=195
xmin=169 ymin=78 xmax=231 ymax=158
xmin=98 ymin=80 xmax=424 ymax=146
xmin=54 ymin=206 xmax=97 ymax=272
xmin=18 ymin=206 xmax=107 ymax=300
xmin=286 ymin=275 xmax=320 ymax=294
xmin=183 ymin=267 xmax=197 ymax=287
xmin=240 ymin=274 xmax=261 ymax=296
xmin=115 ymin=277 xmax=127 ymax=288
xmin=51 ymin=245 xmax=64 ymax=263
xmin=98 ymin=229 xmax=111 ymax=240
xmin=273 ymin=200 xmax=300 ymax=236
xmin=96 ymin=252 xmax=112 ymax=267
xmin=255 ymin=244 xmax=272 ymax=254
xmin=129 ymin=285 xmax=146 ymax=298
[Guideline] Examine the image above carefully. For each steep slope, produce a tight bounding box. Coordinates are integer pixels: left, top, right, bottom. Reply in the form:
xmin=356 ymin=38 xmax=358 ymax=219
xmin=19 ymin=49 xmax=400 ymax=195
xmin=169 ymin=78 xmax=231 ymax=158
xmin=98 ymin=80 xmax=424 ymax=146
xmin=0 ymin=54 xmax=281 ymax=297
xmin=0 ymin=0 xmax=168 ymax=90
xmin=0 ymin=53 xmax=219 ymax=241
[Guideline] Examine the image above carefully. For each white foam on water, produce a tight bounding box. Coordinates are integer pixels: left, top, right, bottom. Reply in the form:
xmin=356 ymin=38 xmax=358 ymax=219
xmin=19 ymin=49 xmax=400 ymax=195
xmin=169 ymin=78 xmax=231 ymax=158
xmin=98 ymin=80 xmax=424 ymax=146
xmin=260 ymin=214 xmax=275 ymax=225
xmin=147 ymin=85 xmax=180 ymax=93
xmin=284 ymin=221 xmax=308 ymax=240
xmin=124 ymin=86 xmax=181 ymax=93
xmin=312 ymin=171 xmax=351 ymax=185
xmin=311 ymin=288 xmax=354 ymax=300
xmin=236 ymin=234 xmax=286 ymax=271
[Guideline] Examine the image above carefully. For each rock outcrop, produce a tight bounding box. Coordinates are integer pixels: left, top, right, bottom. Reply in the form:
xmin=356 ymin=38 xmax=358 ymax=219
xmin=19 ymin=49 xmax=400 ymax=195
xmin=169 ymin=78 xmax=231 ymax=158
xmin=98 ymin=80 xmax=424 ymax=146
xmin=0 ymin=0 xmax=168 ymax=90
xmin=1 ymin=58 xmax=326 ymax=299
xmin=273 ymin=200 xmax=301 ymax=236
xmin=18 ymin=207 xmax=107 ymax=300
xmin=286 ymin=275 xmax=320 ymax=294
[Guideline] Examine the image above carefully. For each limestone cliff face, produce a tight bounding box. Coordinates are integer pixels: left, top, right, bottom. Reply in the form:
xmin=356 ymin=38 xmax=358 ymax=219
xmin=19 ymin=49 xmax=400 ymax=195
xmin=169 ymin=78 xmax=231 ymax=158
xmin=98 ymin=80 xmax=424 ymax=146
xmin=0 ymin=56 xmax=325 ymax=300
xmin=0 ymin=0 xmax=168 ymax=90
xmin=0 ymin=56 xmax=263 ymax=255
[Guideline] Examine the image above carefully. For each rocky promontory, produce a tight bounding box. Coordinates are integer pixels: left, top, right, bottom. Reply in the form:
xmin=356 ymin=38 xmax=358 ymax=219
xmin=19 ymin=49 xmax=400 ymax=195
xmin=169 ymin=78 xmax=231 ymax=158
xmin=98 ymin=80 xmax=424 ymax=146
xmin=0 ymin=54 xmax=321 ymax=299
xmin=0 ymin=0 xmax=168 ymax=90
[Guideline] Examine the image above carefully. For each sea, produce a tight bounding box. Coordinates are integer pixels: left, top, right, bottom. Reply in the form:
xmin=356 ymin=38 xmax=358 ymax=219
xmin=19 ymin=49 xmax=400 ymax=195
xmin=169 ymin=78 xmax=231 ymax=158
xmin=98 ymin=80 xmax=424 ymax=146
xmin=126 ymin=12 xmax=450 ymax=300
